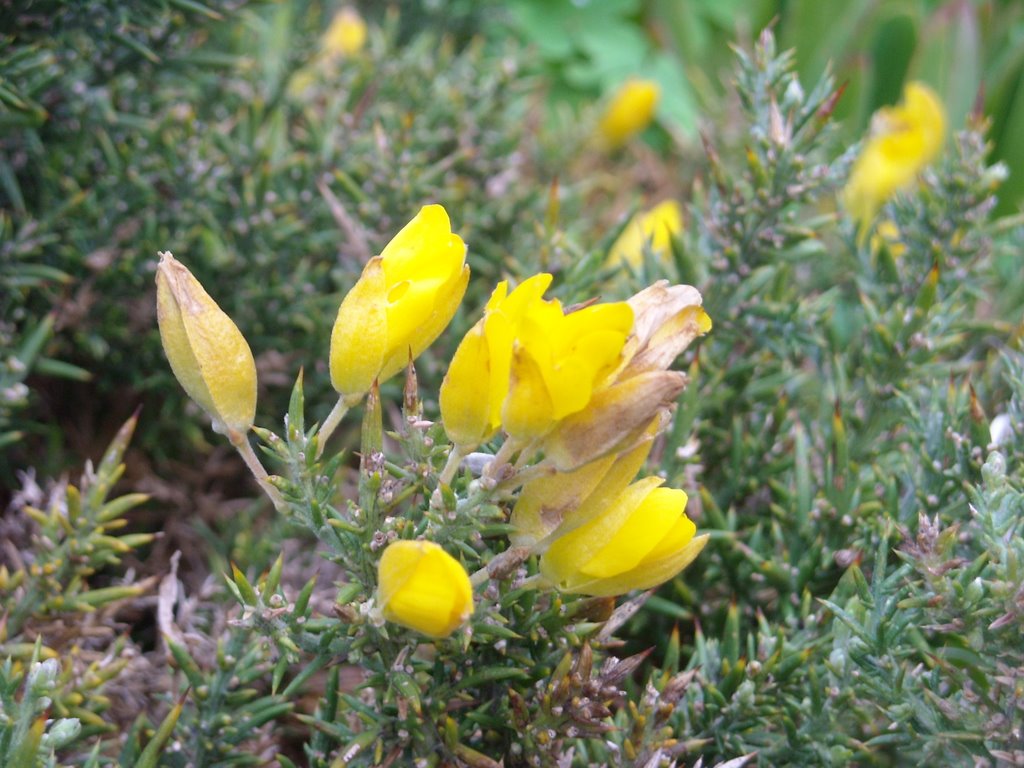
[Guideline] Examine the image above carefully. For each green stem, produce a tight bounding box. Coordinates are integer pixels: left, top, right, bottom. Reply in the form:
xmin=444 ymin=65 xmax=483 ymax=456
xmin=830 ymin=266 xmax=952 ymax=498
xmin=230 ymin=430 xmax=286 ymax=512
xmin=316 ymin=395 xmax=351 ymax=458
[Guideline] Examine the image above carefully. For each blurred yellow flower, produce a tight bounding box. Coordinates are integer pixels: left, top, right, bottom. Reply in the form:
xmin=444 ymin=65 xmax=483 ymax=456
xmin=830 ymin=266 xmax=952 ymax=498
xmin=377 ymin=540 xmax=473 ymax=638
xmin=597 ymin=78 xmax=660 ymax=149
xmin=844 ymin=82 xmax=946 ymax=241
xmin=323 ymin=7 xmax=367 ymax=58
xmin=156 ymin=252 xmax=257 ymax=436
xmin=870 ymin=219 xmax=907 ymax=259
xmin=330 ymin=204 xmax=469 ymax=403
xmin=539 ymin=475 xmax=707 ymax=597
xmin=607 ymin=200 xmax=683 ymax=268
xmin=439 ymin=274 xmax=633 ymax=449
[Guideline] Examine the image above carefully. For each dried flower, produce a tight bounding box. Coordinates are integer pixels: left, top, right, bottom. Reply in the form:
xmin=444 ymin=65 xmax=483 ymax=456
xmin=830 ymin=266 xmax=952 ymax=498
xmin=607 ymin=200 xmax=683 ymax=268
xmin=156 ymin=251 xmax=257 ymax=436
xmin=540 ymin=281 xmax=710 ymax=470
xmin=330 ymin=205 xmax=469 ymax=403
xmin=843 ymin=81 xmax=946 ymax=240
xmin=377 ymin=540 xmax=474 ymax=638
xmin=597 ymin=78 xmax=660 ymax=149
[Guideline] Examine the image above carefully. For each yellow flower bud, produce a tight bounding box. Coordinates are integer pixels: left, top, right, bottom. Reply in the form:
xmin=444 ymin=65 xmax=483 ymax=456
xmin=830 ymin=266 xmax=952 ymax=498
xmin=607 ymin=200 xmax=683 ymax=268
xmin=155 ymin=252 xmax=257 ymax=435
xmin=597 ymin=78 xmax=660 ymax=150
xmin=844 ymin=81 xmax=946 ymax=241
xmin=330 ymin=204 xmax=469 ymax=401
xmin=540 ymin=477 xmax=707 ymax=597
xmin=377 ymin=540 xmax=473 ymax=639
xmin=323 ymin=7 xmax=367 ymax=58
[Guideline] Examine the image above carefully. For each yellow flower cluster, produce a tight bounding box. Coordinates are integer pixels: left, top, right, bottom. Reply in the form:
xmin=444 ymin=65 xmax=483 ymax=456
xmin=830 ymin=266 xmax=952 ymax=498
xmin=844 ymin=81 xmax=946 ymax=240
xmin=442 ymin=276 xmax=711 ymax=597
xmin=156 ymin=201 xmax=710 ymax=637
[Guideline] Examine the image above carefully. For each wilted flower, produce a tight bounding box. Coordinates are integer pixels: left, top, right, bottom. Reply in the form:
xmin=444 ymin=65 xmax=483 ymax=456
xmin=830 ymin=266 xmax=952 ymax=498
xmin=607 ymin=200 xmax=683 ymax=268
xmin=330 ymin=204 xmax=469 ymax=404
xmin=440 ymin=273 xmax=633 ymax=449
xmin=156 ymin=251 xmax=257 ymax=436
xmin=510 ymin=421 xmax=656 ymax=547
xmin=597 ymin=78 xmax=660 ymax=149
xmin=377 ymin=540 xmax=473 ymax=638
xmin=539 ymin=474 xmax=707 ymax=597
xmin=843 ymin=81 xmax=946 ymax=240
xmin=540 ymin=281 xmax=710 ymax=470
xmin=323 ymin=7 xmax=367 ymax=58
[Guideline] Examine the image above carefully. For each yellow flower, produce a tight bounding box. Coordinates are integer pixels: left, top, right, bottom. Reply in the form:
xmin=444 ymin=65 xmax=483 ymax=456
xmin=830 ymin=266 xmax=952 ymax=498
xmin=510 ymin=419 xmax=657 ymax=547
xmin=377 ymin=540 xmax=473 ymax=638
xmin=844 ymin=82 xmax=946 ymax=241
xmin=330 ymin=205 xmax=469 ymax=403
xmin=607 ymin=200 xmax=683 ymax=268
xmin=539 ymin=475 xmax=707 ymax=597
xmin=155 ymin=252 xmax=257 ymax=436
xmin=597 ymin=78 xmax=660 ymax=149
xmin=541 ymin=281 xmax=711 ymax=471
xmin=439 ymin=274 xmax=633 ymax=449
xmin=870 ymin=219 xmax=907 ymax=259
xmin=323 ymin=7 xmax=367 ymax=58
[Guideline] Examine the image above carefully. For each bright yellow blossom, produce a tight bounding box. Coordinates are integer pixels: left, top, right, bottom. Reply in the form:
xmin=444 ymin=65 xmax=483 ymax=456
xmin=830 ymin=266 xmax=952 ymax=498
xmin=539 ymin=475 xmax=707 ymax=597
xmin=330 ymin=205 xmax=469 ymax=403
xmin=597 ymin=79 xmax=660 ymax=149
xmin=156 ymin=252 xmax=257 ymax=436
xmin=844 ymin=81 xmax=946 ymax=240
xmin=440 ymin=274 xmax=633 ymax=449
xmin=377 ymin=540 xmax=473 ymax=638
xmin=607 ymin=200 xmax=683 ymax=268
xmin=323 ymin=7 xmax=367 ymax=58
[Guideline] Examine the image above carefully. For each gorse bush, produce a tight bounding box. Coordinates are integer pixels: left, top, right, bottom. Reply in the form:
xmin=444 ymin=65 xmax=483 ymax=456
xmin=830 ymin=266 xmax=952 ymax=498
xmin=0 ymin=0 xmax=545 ymax=479
xmin=2 ymin=6 xmax=1023 ymax=768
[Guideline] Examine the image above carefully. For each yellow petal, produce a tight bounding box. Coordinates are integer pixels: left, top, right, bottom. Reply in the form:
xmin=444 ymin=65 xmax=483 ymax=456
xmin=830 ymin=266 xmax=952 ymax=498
xmin=440 ymin=319 xmax=493 ymax=449
xmin=380 ymin=205 xmax=466 ymax=285
xmin=578 ymin=487 xmax=688 ymax=578
xmin=377 ymin=540 xmax=473 ymax=639
xmin=503 ymin=346 xmax=555 ymax=442
xmin=540 ymin=476 xmax=662 ymax=587
xmin=329 ymin=256 xmax=388 ymax=398
xmin=322 ymin=7 xmax=367 ymax=58
xmin=156 ymin=252 xmax=257 ymax=434
xmin=567 ymin=533 xmax=708 ymax=597
xmin=843 ymin=81 xmax=946 ymax=239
